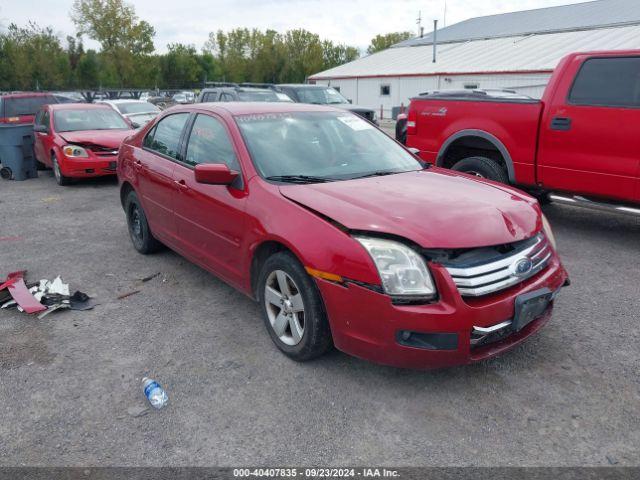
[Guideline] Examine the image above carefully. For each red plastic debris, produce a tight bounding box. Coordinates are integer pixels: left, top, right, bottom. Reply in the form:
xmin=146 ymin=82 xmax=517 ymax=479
xmin=0 ymin=271 xmax=46 ymax=314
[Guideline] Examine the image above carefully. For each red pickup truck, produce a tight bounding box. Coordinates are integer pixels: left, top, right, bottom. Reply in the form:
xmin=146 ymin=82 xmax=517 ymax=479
xmin=405 ymin=50 xmax=640 ymax=215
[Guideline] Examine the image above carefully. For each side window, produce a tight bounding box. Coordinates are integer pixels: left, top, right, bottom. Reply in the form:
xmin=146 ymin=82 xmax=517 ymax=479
xmin=143 ymin=125 xmax=157 ymax=148
xmin=569 ymin=57 xmax=640 ymax=107
xmin=203 ymin=92 xmax=216 ymax=102
xmin=221 ymin=92 xmax=234 ymax=102
xmin=42 ymin=111 xmax=50 ymax=129
xmin=185 ymin=114 xmax=240 ymax=170
xmin=145 ymin=113 xmax=189 ymax=160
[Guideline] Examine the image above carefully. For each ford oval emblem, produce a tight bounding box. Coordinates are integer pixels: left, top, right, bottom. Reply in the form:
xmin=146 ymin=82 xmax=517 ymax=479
xmin=514 ymin=258 xmax=534 ymax=277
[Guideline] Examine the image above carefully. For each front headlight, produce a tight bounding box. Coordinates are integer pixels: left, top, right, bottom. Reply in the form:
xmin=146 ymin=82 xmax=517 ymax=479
xmin=541 ymin=214 xmax=557 ymax=249
xmin=355 ymin=236 xmax=436 ymax=298
xmin=62 ymin=145 xmax=89 ymax=158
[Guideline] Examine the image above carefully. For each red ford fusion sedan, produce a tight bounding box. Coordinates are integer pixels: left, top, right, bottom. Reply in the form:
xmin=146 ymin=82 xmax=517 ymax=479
xmin=117 ymin=102 xmax=569 ymax=369
xmin=34 ymin=103 xmax=133 ymax=185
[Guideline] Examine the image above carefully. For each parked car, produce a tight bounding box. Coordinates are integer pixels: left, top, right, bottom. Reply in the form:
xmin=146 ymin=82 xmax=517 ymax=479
xmin=172 ymin=91 xmax=195 ymax=104
xmin=0 ymin=92 xmax=59 ymax=125
xmin=52 ymin=91 xmax=86 ymax=104
xmin=117 ymin=102 xmax=568 ymax=369
xmin=277 ymin=84 xmax=378 ymax=124
xmin=33 ymin=103 xmax=133 ymax=185
xmin=97 ymin=99 xmax=161 ymax=128
xmin=405 ymin=50 xmax=640 ymax=215
xmin=196 ymin=85 xmax=289 ymax=103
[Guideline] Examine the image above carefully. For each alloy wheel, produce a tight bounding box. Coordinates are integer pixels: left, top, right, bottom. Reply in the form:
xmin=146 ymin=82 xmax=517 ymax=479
xmin=264 ymin=270 xmax=305 ymax=346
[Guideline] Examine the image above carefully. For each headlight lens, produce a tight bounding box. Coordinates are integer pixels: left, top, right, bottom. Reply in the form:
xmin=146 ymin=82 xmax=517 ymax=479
xmin=355 ymin=236 xmax=436 ymax=298
xmin=63 ymin=145 xmax=89 ymax=158
xmin=542 ymin=214 xmax=557 ymax=249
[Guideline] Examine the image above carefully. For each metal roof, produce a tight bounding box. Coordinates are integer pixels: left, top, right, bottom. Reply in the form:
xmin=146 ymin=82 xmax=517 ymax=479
xmin=309 ymin=24 xmax=640 ymax=80
xmin=397 ymin=0 xmax=640 ymax=47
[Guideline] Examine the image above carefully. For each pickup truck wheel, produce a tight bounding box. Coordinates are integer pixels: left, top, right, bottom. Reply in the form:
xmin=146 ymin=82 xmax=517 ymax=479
xmin=452 ymin=156 xmax=509 ymax=184
xmin=258 ymin=251 xmax=333 ymax=362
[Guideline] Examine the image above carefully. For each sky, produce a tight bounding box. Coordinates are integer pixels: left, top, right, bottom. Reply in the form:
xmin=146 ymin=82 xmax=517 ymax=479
xmin=1 ymin=0 xmax=590 ymax=52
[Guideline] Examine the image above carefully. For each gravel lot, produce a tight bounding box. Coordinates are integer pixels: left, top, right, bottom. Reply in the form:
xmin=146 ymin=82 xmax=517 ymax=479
xmin=0 ymin=170 xmax=638 ymax=467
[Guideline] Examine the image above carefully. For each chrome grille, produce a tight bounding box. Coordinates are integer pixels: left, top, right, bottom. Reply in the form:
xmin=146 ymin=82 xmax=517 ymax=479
xmin=443 ymin=234 xmax=552 ymax=297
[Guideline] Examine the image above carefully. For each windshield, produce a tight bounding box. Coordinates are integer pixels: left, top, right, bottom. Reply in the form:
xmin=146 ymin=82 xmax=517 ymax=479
xmin=54 ymin=108 xmax=130 ymax=132
xmin=117 ymin=102 xmax=160 ymax=115
xmin=238 ymin=90 xmax=280 ymax=102
xmin=296 ymin=87 xmax=348 ymax=105
xmin=236 ymin=112 xmax=421 ymax=182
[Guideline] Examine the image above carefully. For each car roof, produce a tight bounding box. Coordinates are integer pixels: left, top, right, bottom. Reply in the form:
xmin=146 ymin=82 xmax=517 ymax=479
xmin=1 ymin=92 xmax=58 ymax=99
xmin=277 ymin=84 xmax=328 ymax=89
xmin=48 ymin=103 xmax=113 ymax=111
xmin=185 ymin=102 xmax=343 ymax=115
xmin=99 ymin=99 xmax=148 ymax=104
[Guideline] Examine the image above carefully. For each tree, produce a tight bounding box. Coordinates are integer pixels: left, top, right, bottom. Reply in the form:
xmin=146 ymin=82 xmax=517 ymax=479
xmin=322 ymin=41 xmax=360 ymax=70
xmin=71 ymin=0 xmax=155 ymax=86
xmin=367 ymin=31 xmax=413 ymax=54
xmin=159 ymin=43 xmax=202 ymax=88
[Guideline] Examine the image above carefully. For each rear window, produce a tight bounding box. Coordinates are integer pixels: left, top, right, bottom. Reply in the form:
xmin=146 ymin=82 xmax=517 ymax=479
xmin=2 ymin=95 xmax=58 ymax=117
xmin=116 ymin=102 xmax=160 ymax=115
xmin=237 ymin=90 xmax=280 ymax=102
xmin=569 ymin=57 xmax=640 ymax=107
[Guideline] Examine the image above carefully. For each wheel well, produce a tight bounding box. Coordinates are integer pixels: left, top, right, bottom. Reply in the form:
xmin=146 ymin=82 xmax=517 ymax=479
xmin=440 ymin=136 xmax=506 ymax=171
xmin=250 ymin=241 xmax=293 ymax=298
xmin=120 ymin=181 xmax=134 ymax=208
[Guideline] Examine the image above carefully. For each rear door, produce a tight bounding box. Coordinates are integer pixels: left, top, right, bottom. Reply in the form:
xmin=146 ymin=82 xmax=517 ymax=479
xmin=537 ymin=55 xmax=640 ymax=202
xmin=172 ymin=113 xmax=247 ymax=286
xmin=136 ymin=112 xmax=190 ymax=242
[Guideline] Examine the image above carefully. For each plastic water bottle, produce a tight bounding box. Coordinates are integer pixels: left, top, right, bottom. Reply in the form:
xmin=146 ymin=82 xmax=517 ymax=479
xmin=142 ymin=377 xmax=169 ymax=409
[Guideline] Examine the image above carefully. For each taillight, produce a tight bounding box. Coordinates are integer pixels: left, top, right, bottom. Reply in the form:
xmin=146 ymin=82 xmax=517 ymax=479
xmin=406 ymin=108 xmax=417 ymax=136
xmin=0 ymin=117 xmax=20 ymax=124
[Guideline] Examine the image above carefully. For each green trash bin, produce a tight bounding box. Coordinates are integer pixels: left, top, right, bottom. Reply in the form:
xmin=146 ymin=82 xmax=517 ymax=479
xmin=0 ymin=124 xmax=38 ymax=181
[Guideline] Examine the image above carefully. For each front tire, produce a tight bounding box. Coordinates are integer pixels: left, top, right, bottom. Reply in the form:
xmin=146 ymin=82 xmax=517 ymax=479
xmin=451 ymin=156 xmax=509 ymax=184
xmin=52 ymin=154 xmax=71 ymax=186
xmin=257 ymin=251 xmax=332 ymax=361
xmin=125 ymin=190 xmax=163 ymax=254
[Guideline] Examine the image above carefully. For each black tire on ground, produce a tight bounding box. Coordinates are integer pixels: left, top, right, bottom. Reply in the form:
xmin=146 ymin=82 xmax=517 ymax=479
xmin=124 ymin=190 xmax=163 ymax=254
xmin=451 ymin=156 xmax=509 ymax=184
xmin=257 ymin=251 xmax=333 ymax=361
xmin=52 ymin=154 xmax=71 ymax=186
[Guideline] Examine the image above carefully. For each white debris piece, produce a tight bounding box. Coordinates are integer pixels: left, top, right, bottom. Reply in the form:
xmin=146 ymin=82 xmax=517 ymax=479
xmin=48 ymin=276 xmax=70 ymax=296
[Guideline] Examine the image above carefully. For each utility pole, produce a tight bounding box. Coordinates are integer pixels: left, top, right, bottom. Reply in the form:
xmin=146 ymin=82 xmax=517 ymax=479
xmin=433 ymin=20 xmax=438 ymax=63
xmin=444 ymin=0 xmax=448 ymax=27
xmin=416 ymin=10 xmax=422 ymax=37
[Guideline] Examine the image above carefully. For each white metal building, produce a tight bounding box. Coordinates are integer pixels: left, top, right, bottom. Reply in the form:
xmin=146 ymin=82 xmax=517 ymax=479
xmin=309 ymin=0 xmax=640 ymax=117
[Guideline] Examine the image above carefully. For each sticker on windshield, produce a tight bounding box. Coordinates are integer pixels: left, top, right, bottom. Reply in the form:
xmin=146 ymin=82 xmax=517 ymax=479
xmin=337 ymin=115 xmax=374 ymax=131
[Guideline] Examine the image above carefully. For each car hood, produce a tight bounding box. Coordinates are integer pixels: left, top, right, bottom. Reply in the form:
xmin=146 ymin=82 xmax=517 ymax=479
xmin=59 ymin=129 xmax=132 ymax=148
xmin=278 ymin=169 xmax=540 ymax=249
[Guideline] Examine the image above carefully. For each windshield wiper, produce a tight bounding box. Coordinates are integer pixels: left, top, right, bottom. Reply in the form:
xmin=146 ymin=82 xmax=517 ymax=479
xmin=266 ymin=175 xmax=335 ymax=184
xmin=351 ymin=170 xmax=400 ymax=180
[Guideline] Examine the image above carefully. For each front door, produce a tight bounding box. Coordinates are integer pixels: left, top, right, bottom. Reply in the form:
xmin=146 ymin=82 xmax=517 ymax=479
xmin=172 ymin=113 xmax=247 ymax=286
xmin=33 ymin=109 xmax=52 ymax=166
xmin=538 ymin=56 xmax=640 ymax=202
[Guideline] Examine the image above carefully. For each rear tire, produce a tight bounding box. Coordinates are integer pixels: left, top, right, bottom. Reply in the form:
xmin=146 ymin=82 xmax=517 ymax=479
xmin=451 ymin=156 xmax=509 ymax=184
xmin=257 ymin=251 xmax=332 ymax=361
xmin=125 ymin=190 xmax=163 ymax=254
xmin=52 ymin=154 xmax=71 ymax=186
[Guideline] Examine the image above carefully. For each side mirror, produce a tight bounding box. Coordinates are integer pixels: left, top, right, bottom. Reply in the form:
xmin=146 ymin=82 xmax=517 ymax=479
xmin=131 ymin=121 xmax=141 ymax=129
xmin=194 ymin=163 xmax=239 ymax=185
xmin=34 ymin=124 xmax=48 ymax=133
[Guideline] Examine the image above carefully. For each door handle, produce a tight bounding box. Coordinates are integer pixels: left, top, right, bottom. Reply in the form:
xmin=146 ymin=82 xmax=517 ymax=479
xmin=133 ymin=160 xmax=143 ymax=170
xmin=551 ymin=117 xmax=572 ymax=131
xmin=174 ymin=179 xmax=189 ymax=191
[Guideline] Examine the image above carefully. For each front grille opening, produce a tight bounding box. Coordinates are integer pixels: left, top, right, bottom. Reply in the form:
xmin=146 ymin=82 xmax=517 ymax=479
xmin=428 ymin=233 xmax=552 ymax=297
